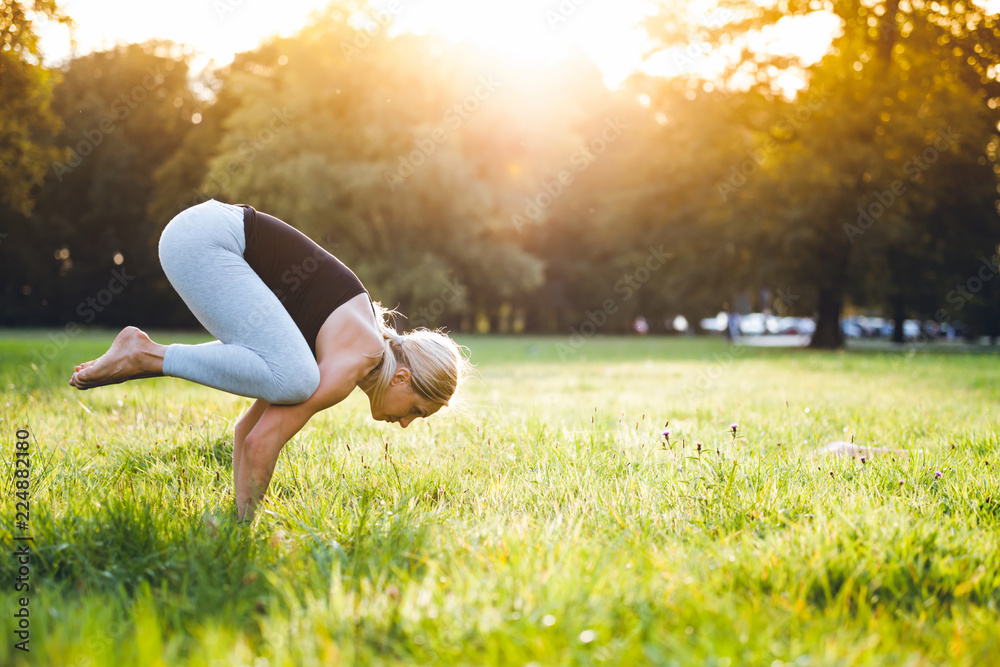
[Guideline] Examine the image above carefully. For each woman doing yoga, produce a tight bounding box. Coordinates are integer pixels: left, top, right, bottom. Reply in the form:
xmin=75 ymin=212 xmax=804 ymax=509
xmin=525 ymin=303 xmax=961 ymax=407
xmin=68 ymin=199 xmax=468 ymax=521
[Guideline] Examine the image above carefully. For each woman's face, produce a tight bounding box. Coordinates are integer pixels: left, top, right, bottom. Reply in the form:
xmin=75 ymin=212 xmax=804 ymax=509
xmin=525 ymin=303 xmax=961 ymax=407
xmin=371 ymin=368 xmax=442 ymax=428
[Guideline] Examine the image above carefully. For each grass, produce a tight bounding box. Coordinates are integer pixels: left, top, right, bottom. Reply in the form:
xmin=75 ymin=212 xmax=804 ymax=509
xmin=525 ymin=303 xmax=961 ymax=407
xmin=1 ymin=330 xmax=998 ymax=666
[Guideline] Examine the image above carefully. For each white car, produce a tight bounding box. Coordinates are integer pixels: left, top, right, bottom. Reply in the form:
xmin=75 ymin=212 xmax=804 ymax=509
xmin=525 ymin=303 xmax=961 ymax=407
xmin=776 ymin=317 xmax=815 ymax=335
xmin=699 ymin=312 xmax=729 ymax=332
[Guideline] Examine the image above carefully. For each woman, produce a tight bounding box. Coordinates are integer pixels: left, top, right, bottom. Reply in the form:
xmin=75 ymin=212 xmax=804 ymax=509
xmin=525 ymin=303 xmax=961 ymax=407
xmin=68 ymin=199 xmax=468 ymax=521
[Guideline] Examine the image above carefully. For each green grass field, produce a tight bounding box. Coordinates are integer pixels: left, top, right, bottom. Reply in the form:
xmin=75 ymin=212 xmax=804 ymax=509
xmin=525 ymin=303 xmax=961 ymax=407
xmin=2 ymin=331 xmax=999 ymax=666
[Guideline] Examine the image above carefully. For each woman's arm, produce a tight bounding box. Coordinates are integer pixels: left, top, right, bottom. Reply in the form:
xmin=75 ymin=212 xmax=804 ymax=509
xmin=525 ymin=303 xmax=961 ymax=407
xmin=236 ymin=359 xmax=360 ymax=521
xmin=236 ymin=401 xmax=316 ymax=521
xmin=234 ymin=398 xmax=270 ymax=498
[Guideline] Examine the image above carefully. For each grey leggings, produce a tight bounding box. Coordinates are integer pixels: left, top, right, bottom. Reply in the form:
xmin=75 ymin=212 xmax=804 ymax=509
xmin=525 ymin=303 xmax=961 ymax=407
xmin=158 ymin=200 xmax=320 ymax=404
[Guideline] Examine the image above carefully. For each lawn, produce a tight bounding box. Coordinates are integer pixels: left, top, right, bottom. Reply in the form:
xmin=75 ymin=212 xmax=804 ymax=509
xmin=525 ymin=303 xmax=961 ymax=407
xmin=1 ymin=331 xmax=998 ymax=666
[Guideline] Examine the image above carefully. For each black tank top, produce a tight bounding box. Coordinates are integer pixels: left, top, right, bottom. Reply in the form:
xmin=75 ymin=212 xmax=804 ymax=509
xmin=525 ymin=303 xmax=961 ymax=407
xmin=239 ymin=204 xmax=371 ymax=358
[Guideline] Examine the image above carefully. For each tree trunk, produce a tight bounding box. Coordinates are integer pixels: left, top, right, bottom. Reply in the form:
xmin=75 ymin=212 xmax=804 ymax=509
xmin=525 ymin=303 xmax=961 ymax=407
xmin=891 ymin=298 xmax=905 ymax=344
xmin=522 ymin=302 xmax=542 ymax=333
xmin=809 ymin=288 xmax=844 ymax=349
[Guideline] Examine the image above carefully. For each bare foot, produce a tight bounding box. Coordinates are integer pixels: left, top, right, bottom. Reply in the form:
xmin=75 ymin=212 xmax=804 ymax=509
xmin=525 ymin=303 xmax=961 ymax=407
xmin=69 ymin=327 xmax=164 ymax=390
xmin=73 ymin=360 xmax=96 ymax=373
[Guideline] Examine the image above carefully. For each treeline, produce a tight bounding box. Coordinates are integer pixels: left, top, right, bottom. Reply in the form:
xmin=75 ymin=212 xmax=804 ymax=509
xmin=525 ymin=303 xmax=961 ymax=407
xmin=2 ymin=0 xmax=999 ymax=347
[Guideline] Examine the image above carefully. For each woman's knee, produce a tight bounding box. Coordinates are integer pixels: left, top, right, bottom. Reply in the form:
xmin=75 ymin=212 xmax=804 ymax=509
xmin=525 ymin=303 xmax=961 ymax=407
xmin=267 ymin=363 xmax=320 ymax=404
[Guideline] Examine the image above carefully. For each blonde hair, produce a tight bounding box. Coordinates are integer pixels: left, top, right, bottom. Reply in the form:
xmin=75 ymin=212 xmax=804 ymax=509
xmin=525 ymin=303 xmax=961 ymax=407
xmin=358 ymin=300 xmax=470 ymax=409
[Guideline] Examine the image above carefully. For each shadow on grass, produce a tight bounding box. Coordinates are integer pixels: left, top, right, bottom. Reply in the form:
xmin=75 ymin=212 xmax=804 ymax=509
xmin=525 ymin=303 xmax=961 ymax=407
xmin=0 ymin=480 xmax=442 ymax=624
xmin=1 ymin=498 xmax=265 ymax=604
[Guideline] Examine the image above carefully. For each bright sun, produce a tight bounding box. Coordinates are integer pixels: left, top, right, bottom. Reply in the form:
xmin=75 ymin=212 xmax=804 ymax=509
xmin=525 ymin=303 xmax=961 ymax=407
xmin=391 ymin=0 xmax=840 ymax=90
xmin=384 ymin=0 xmax=654 ymax=87
xmin=37 ymin=0 xmax=841 ymax=91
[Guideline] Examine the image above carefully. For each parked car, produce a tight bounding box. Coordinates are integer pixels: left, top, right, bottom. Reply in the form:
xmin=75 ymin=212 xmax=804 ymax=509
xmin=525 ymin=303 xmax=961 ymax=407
xmin=775 ymin=317 xmax=815 ymax=335
xmin=842 ymin=320 xmax=865 ymax=338
xmin=699 ymin=312 xmax=729 ymax=332
xmin=738 ymin=312 xmax=769 ymax=335
xmin=842 ymin=317 xmax=929 ymax=340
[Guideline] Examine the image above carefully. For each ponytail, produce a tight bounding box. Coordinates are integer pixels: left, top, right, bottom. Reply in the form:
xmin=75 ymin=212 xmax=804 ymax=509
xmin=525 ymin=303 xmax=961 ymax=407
xmin=358 ymin=300 xmax=470 ymax=409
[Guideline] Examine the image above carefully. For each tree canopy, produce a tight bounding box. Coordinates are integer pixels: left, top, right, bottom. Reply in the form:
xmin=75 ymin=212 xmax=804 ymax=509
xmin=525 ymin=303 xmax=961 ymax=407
xmin=1 ymin=0 xmax=998 ymax=345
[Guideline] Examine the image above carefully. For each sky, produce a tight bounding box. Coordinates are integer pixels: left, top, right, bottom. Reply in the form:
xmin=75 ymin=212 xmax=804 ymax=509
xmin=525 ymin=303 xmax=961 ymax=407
xmin=35 ymin=0 xmax=842 ymax=89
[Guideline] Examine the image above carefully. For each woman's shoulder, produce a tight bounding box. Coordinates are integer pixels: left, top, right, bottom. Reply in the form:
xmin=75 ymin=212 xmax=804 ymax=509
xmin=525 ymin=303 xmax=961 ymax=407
xmin=315 ymin=293 xmax=384 ymax=365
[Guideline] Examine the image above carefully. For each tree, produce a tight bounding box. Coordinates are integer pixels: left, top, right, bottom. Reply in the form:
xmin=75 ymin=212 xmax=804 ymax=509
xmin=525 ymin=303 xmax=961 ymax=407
xmin=524 ymin=75 xmax=758 ymax=334
xmin=193 ymin=9 xmax=544 ymax=330
xmin=0 ymin=0 xmax=69 ymax=214
xmin=641 ymin=0 xmax=1000 ymax=347
xmin=0 ymin=42 xmax=198 ymax=328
